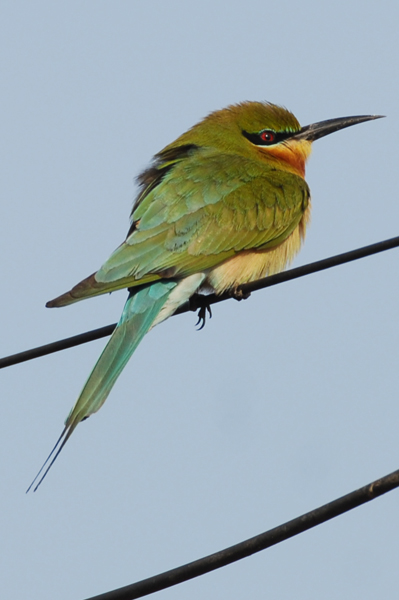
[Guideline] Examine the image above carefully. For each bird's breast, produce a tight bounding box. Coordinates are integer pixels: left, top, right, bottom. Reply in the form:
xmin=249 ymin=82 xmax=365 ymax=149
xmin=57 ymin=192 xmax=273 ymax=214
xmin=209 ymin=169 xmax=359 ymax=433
xmin=206 ymin=204 xmax=311 ymax=294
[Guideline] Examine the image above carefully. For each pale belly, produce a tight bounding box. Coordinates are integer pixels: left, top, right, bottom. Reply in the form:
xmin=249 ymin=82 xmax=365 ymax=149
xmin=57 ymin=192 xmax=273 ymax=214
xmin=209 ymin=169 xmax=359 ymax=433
xmin=205 ymin=206 xmax=310 ymax=294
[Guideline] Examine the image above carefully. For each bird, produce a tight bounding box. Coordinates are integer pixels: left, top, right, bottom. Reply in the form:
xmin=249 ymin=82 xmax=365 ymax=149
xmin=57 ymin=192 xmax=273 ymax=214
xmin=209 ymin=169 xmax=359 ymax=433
xmin=27 ymin=101 xmax=381 ymax=491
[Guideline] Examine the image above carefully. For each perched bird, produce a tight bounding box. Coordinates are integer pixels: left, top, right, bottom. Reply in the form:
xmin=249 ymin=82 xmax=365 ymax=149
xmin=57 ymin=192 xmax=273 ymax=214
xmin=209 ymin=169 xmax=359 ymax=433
xmin=28 ymin=101 xmax=381 ymax=490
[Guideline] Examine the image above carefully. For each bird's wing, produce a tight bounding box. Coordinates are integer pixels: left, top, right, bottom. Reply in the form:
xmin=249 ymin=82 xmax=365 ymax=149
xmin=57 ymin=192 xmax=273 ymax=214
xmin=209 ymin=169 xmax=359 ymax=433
xmin=48 ymin=148 xmax=309 ymax=306
xmin=100 ymin=150 xmax=310 ymax=278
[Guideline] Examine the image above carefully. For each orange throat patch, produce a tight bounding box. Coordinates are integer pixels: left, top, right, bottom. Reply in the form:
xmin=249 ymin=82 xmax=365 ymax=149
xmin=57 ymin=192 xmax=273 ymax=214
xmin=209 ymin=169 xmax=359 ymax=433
xmin=260 ymin=139 xmax=312 ymax=178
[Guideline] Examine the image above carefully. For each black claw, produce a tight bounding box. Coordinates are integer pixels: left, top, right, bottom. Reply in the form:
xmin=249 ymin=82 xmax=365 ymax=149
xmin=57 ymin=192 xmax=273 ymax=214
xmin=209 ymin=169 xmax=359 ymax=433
xmin=195 ymin=304 xmax=212 ymax=330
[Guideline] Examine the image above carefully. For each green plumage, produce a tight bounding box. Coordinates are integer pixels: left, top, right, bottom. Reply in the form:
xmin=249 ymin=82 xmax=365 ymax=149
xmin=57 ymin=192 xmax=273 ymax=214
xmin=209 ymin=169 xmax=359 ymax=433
xmin=29 ymin=101 xmax=377 ymax=490
xmin=98 ymin=151 xmax=308 ymax=280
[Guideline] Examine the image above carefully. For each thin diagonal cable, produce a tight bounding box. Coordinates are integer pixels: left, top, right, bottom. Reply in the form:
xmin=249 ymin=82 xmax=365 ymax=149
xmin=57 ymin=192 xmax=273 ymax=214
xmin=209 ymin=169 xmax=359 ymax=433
xmin=83 ymin=468 xmax=399 ymax=600
xmin=1 ymin=234 xmax=399 ymax=370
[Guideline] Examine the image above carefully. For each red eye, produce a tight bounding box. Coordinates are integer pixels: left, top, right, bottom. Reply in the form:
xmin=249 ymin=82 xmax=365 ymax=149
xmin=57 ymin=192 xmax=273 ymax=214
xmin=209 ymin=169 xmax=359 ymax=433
xmin=259 ymin=130 xmax=276 ymax=144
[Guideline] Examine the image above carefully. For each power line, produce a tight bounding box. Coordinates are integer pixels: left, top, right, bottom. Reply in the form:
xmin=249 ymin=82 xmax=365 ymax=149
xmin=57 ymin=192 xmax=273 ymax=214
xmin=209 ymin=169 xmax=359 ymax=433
xmin=1 ymin=234 xmax=399 ymax=370
xmin=83 ymin=468 xmax=399 ymax=600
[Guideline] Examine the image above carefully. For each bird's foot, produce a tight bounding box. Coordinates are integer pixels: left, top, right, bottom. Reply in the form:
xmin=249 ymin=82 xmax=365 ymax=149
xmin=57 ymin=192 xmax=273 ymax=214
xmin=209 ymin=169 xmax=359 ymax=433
xmin=195 ymin=304 xmax=212 ymax=330
xmin=230 ymin=287 xmax=251 ymax=301
xmin=189 ymin=294 xmax=213 ymax=330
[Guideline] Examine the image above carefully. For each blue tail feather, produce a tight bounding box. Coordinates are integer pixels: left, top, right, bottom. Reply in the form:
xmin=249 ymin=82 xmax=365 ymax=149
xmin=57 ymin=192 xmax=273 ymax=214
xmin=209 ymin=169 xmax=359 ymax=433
xmin=27 ymin=280 xmax=177 ymax=492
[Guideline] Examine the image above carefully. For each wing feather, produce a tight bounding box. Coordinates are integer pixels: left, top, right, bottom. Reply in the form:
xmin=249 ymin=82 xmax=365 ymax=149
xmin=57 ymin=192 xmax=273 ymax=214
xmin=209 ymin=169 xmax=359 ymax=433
xmin=49 ymin=148 xmax=309 ymax=306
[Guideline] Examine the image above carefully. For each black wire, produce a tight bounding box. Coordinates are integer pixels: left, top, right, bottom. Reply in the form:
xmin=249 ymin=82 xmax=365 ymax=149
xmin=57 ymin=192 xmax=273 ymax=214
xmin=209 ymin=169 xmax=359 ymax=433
xmin=1 ymin=234 xmax=399 ymax=370
xmin=0 ymin=325 xmax=116 ymax=369
xmin=2 ymin=235 xmax=398 ymax=597
xmin=83 ymin=468 xmax=399 ymax=600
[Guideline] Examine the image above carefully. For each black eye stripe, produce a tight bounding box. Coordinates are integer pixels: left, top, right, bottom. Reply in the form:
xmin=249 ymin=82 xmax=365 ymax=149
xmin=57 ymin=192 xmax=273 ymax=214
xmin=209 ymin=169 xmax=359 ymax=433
xmin=242 ymin=129 xmax=294 ymax=146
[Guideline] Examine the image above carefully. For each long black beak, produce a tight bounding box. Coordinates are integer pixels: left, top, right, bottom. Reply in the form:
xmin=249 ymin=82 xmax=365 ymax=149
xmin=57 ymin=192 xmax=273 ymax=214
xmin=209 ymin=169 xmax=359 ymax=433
xmin=293 ymin=114 xmax=384 ymax=142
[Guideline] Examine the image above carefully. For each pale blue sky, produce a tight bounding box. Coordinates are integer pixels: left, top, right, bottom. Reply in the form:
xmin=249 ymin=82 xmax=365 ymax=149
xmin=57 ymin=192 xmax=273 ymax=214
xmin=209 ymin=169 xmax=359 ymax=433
xmin=1 ymin=2 xmax=399 ymax=599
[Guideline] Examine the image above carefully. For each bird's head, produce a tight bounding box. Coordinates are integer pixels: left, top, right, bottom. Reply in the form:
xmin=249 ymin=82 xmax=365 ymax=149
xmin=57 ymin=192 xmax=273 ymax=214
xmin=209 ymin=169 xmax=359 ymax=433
xmin=165 ymin=101 xmax=382 ymax=178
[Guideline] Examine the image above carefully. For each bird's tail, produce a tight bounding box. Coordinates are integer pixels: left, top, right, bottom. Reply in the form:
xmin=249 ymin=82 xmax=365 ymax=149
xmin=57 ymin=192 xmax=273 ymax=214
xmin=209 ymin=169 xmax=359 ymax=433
xmin=27 ymin=277 xmax=205 ymax=492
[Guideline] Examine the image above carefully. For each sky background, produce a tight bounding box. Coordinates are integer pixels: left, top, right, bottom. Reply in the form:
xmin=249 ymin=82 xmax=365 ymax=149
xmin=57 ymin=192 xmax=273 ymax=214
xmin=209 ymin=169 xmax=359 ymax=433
xmin=1 ymin=2 xmax=399 ymax=599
